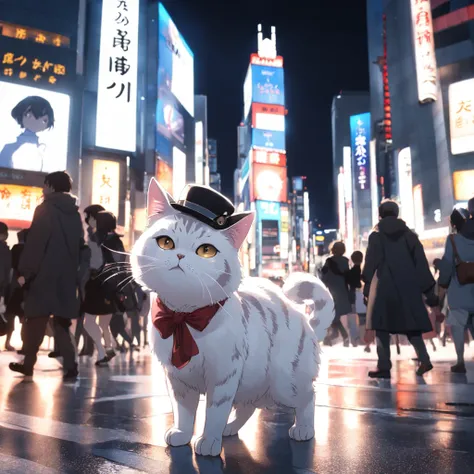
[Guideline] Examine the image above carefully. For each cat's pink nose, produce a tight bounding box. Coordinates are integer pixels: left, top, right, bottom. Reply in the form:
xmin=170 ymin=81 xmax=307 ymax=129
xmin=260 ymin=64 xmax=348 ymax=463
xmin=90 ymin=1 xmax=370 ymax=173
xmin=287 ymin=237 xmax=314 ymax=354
xmin=177 ymin=254 xmax=185 ymax=260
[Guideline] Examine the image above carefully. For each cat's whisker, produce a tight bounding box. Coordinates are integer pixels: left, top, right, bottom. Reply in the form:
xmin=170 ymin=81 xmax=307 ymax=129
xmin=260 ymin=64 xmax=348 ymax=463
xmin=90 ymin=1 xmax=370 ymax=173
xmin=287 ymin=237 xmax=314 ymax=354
xmin=104 ymin=247 xmax=161 ymax=264
xmin=195 ymin=273 xmax=214 ymax=306
xmin=101 ymin=269 xmax=134 ymax=284
xmin=202 ymin=272 xmax=231 ymax=300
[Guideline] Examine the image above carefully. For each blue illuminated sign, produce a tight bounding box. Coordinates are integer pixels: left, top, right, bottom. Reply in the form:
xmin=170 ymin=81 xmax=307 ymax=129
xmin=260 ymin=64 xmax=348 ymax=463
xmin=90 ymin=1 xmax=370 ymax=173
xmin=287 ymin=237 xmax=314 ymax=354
xmin=256 ymin=201 xmax=281 ymax=221
xmin=252 ymin=65 xmax=285 ymax=106
xmin=252 ymin=129 xmax=285 ymax=152
xmin=350 ymin=112 xmax=371 ymax=191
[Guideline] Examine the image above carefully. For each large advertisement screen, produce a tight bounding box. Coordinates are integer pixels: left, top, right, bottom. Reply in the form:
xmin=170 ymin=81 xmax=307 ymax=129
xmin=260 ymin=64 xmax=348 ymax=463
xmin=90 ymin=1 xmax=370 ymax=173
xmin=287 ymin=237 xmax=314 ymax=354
xmin=91 ymin=159 xmax=120 ymax=219
xmin=261 ymin=220 xmax=280 ymax=257
xmin=252 ymin=163 xmax=287 ymax=203
xmin=252 ymin=129 xmax=285 ymax=152
xmin=156 ymin=90 xmax=184 ymax=144
xmin=251 ymin=64 xmax=284 ymax=106
xmin=253 ymin=149 xmax=286 ymax=167
xmin=0 ymin=81 xmax=70 ymax=172
xmin=158 ymin=3 xmax=194 ymax=117
xmin=172 ymin=147 xmax=186 ymax=199
xmin=156 ymin=156 xmax=173 ymax=195
xmin=252 ymin=103 xmax=285 ymax=132
xmin=350 ymin=112 xmax=371 ymax=191
xmin=256 ymin=200 xmax=280 ymax=220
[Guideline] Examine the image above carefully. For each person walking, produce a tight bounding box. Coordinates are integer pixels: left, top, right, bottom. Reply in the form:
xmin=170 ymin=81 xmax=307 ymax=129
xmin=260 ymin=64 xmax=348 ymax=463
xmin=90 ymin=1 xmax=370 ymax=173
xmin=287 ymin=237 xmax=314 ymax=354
xmin=82 ymin=211 xmax=124 ymax=366
xmin=4 ymin=228 xmax=29 ymax=352
xmin=363 ymin=200 xmax=438 ymax=379
xmin=438 ymin=207 xmax=474 ymax=374
xmin=9 ymin=172 xmax=83 ymax=380
xmin=321 ymin=241 xmax=352 ymax=346
xmin=0 ymin=222 xmax=12 ymax=348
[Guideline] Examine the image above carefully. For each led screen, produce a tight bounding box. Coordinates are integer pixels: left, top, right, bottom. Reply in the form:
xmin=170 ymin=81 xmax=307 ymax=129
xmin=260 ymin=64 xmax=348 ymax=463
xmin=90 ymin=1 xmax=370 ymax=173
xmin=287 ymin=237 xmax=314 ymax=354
xmin=252 ymin=64 xmax=285 ymax=106
xmin=252 ymin=129 xmax=285 ymax=152
xmin=158 ymin=3 xmax=194 ymax=116
xmin=261 ymin=220 xmax=280 ymax=256
xmin=0 ymin=81 xmax=70 ymax=172
xmin=256 ymin=200 xmax=280 ymax=220
xmin=172 ymin=147 xmax=186 ymax=199
xmin=350 ymin=112 xmax=371 ymax=191
xmin=156 ymin=90 xmax=184 ymax=144
xmin=252 ymin=163 xmax=287 ymax=203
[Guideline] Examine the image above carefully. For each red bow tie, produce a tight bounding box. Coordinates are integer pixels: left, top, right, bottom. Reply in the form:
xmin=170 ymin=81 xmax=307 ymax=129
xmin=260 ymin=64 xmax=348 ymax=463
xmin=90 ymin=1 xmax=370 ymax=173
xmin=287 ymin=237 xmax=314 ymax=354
xmin=152 ymin=298 xmax=227 ymax=369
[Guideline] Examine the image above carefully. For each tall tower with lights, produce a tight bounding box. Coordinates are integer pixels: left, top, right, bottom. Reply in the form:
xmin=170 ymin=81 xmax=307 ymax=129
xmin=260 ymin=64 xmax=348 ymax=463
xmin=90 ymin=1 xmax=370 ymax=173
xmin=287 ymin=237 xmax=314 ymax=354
xmin=236 ymin=25 xmax=288 ymax=278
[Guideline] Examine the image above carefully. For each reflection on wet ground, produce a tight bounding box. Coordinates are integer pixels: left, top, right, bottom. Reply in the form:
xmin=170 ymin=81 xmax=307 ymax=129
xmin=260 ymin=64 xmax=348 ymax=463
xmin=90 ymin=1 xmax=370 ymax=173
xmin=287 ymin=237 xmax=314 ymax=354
xmin=0 ymin=343 xmax=473 ymax=473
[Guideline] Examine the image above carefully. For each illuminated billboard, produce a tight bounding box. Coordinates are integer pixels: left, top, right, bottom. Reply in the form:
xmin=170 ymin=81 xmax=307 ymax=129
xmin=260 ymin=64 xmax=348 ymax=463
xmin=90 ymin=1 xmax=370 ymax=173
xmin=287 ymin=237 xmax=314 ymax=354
xmin=0 ymin=183 xmax=42 ymax=228
xmin=280 ymin=204 xmax=289 ymax=259
xmin=261 ymin=220 xmax=280 ymax=257
xmin=195 ymin=121 xmax=203 ymax=184
xmin=398 ymin=148 xmax=415 ymax=229
xmin=172 ymin=147 xmax=186 ymax=199
xmin=0 ymin=81 xmax=70 ymax=172
xmin=251 ymin=163 xmax=287 ymax=203
xmin=449 ymin=79 xmax=474 ymax=155
xmin=251 ymin=64 xmax=285 ymax=106
xmin=410 ymin=0 xmax=437 ymax=103
xmin=156 ymin=91 xmax=184 ymax=144
xmin=252 ymin=149 xmax=286 ymax=167
xmin=252 ymin=129 xmax=285 ymax=152
xmin=350 ymin=112 xmax=371 ymax=191
xmin=453 ymin=170 xmax=474 ymax=201
xmin=158 ymin=3 xmax=194 ymax=117
xmin=243 ymin=65 xmax=252 ymax=120
xmin=156 ymin=156 xmax=173 ymax=195
xmin=96 ymin=0 xmax=139 ymax=152
xmin=252 ymin=103 xmax=285 ymax=131
xmin=256 ymin=200 xmax=280 ymax=220
xmin=91 ymin=159 xmax=120 ymax=218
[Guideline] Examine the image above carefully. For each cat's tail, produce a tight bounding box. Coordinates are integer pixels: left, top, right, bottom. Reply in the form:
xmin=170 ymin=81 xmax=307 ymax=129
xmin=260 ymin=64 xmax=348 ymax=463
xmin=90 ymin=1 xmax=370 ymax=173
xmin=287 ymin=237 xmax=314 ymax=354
xmin=282 ymin=272 xmax=334 ymax=341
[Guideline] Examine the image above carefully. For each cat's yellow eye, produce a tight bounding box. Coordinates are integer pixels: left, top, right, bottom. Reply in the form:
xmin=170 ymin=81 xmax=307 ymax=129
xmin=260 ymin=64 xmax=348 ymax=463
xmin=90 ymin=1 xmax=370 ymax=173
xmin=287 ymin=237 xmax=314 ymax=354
xmin=156 ymin=235 xmax=175 ymax=250
xmin=196 ymin=243 xmax=218 ymax=258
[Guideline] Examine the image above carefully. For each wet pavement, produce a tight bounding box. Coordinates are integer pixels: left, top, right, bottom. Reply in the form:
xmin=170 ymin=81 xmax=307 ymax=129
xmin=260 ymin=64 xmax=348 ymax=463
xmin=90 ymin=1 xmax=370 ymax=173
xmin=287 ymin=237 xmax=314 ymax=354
xmin=0 ymin=343 xmax=474 ymax=473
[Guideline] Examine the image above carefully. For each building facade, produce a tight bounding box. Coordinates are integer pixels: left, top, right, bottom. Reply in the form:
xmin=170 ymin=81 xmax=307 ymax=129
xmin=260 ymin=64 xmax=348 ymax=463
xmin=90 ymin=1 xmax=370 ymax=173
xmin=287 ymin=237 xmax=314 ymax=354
xmin=235 ymin=25 xmax=289 ymax=278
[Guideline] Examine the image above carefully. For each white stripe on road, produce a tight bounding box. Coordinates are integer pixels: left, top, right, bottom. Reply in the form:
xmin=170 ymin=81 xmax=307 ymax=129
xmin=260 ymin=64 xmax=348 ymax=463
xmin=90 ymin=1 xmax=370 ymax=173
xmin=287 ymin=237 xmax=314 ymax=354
xmin=0 ymin=452 xmax=60 ymax=474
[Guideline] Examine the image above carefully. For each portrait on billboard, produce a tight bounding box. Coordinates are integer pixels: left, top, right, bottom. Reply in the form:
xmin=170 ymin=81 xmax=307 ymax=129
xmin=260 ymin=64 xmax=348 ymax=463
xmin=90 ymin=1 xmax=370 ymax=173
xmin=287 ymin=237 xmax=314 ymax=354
xmin=252 ymin=163 xmax=288 ymax=203
xmin=158 ymin=3 xmax=194 ymax=116
xmin=252 ymin=64 xmax=285 ymax=106
xmin=0 ymin=81 xmax=69 ymax=172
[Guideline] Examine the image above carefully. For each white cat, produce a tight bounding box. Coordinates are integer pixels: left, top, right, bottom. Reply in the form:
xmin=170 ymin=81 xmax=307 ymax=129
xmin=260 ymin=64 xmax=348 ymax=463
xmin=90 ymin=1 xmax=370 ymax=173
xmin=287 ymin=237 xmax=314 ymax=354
xmin=131 ymin=179 xmax=330 ymax=457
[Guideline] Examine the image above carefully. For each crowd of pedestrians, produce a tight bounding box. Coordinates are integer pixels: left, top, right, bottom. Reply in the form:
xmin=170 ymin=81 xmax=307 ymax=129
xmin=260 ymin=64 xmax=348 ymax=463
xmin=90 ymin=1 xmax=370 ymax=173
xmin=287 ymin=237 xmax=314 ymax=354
xmin=318 ymin=198 xmax=474 ymax=378
xmin=0 ymin=171 xmax=148 ymax=380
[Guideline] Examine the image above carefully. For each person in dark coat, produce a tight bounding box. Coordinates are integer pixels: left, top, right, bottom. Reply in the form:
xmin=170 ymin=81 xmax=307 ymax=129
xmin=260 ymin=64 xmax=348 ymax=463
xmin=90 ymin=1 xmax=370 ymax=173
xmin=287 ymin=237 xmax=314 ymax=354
xmin=0 ymin=222 xmax=12 ymax=343
xmin=4 ymin=228 xmax=29 ymax=351
xmin=82 ymin=211 xmax=124 ymax=366
xmin=363 ymin=200 xmax=438 ymax=379
xmin=321 ymin=241 xmax=352 ymax=346
xmin=10 ymin=172 xmax=83 ymax=380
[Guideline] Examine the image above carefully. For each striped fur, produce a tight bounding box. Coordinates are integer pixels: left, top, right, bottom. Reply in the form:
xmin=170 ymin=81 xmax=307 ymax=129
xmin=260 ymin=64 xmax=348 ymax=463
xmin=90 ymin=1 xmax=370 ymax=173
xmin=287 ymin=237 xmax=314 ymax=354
xmin=132 ymin=179 xmax=323 ymax=457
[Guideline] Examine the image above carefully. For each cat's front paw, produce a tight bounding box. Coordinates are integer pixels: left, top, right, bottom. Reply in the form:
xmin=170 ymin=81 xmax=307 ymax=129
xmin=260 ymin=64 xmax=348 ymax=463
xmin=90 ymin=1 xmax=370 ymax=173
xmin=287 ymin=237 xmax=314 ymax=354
xmin=289 ymin=424 xmax=315 ymax=441
xmin=165 ymin=427 xmax=192 ymax=446
xmin=194 ymin=435 xmax=222 ymax=456
xmin=223 ymin=421 xmax=239 ymax=437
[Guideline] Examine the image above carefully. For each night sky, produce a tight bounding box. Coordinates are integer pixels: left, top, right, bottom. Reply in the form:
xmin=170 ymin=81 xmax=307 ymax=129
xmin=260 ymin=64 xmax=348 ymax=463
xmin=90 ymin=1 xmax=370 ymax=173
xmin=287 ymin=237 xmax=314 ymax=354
xmin=163 ymin=0 xmax=369 ymax=227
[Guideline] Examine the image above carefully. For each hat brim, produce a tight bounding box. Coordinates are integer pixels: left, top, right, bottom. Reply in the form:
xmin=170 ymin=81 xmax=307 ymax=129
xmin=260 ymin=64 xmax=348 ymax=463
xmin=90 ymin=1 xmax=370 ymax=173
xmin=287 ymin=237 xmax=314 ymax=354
xmin=171 ymin=203 xmax=246 ymax=230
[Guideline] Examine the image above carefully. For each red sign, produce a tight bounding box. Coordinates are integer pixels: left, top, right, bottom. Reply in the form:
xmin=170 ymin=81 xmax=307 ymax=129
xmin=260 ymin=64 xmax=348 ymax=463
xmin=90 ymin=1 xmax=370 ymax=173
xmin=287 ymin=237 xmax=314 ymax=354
xmin=251 ymin=163 xmax=287 ymax=203
xmin=155 ymin=157 xmax=173 ymax=196
xmin=252 ymin=149 xmax=287 ymax=167
xmin=250 ymin=53 xmax=283 ymax=68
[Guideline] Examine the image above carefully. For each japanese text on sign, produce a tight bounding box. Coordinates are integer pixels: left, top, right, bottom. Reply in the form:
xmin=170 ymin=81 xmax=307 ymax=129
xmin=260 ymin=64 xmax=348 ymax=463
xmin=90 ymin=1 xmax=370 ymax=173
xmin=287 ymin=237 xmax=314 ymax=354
xmin=0 ymin=22 xmax=70 ymax=48
xmin=410 ymin=0 xmax=437 ymax=103
xmin=96 ymin=0 xmax=139 ymax=152
xmin=0 ymin=184 xmax=43 ymax=227
xmin=2 ymin=52 xmax=67 ymax=85
xmin=449 ymin=78 xmax=474 ymax=155
xmin=91 ymin=159 xmax=121 ymax=218
xmin=350 ymin=113 xmax=371 ymax=191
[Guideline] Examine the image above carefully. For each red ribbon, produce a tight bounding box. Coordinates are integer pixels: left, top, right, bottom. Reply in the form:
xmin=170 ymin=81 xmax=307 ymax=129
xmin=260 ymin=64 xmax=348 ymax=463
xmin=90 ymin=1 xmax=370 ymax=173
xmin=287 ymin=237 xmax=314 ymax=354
xmin=152 ymin=298 xmax=227 ymax=369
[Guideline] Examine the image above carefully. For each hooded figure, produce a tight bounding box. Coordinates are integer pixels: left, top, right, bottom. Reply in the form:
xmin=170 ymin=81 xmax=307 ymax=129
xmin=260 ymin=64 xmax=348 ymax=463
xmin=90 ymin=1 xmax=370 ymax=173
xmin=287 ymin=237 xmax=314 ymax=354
xmin=362 ymin=200 xmax=437 ymax=378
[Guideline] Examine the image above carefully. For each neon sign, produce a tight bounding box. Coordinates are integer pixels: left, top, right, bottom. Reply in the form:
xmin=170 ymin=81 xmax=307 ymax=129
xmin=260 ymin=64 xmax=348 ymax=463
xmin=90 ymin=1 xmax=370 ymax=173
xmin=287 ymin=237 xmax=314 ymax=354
xmin=350 ymin=113 xmax=371 ymax=191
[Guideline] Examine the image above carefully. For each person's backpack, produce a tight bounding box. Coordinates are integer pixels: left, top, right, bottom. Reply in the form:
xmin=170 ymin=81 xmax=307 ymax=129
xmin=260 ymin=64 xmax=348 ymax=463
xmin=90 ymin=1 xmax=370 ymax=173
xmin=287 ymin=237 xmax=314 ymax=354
xmin=449 ymin=235 xmax=474 ymax=285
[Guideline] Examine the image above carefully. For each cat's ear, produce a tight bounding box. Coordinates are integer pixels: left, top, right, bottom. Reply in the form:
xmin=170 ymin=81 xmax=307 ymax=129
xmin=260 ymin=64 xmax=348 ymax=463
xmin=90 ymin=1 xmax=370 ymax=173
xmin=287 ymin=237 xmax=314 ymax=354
xmin=147 ymin=178 xmax=175 ymax=224
xmin=222 ymin=212 xmax=255 ymax=249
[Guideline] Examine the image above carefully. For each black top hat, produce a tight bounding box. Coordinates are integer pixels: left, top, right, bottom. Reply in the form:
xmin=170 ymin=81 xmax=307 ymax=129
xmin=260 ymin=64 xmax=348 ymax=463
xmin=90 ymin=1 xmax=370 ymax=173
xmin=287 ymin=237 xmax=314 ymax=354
xmin=170 ymin=185 xmax=244 ymax=229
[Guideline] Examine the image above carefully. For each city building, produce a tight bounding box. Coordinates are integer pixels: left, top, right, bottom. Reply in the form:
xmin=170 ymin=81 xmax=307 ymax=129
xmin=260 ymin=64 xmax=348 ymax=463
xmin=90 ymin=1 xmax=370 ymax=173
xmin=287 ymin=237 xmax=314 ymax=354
xmin=235 ymin=24 xmax=288 ymax=278
xmin=0 ymin=1 xmax=195 ymax=248
xmin=367 ymin=0 xmax=474 ymax=259
xmin=331 ymin=91 xmax=372 ymax=253
xmin=208 ymin=139 xmax=221 ymax=192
